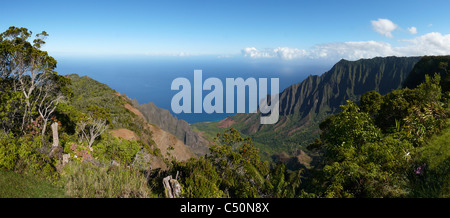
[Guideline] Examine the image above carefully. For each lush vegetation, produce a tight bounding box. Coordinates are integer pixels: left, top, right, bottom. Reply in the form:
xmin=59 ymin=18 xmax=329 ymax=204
xmin=188 ymin=72 xmax=449 ymax=198
xmin=0 ymin=27 xmax=159 ymax=198
xmin=1 ymin=26 xmax=448 ymax=198
xmin=159 ymin=128 xmax=301 ymax=198
xmin=193 ymin=56 xmax=421 ymax=163
xmin=304 ymin=73 xmax=449 ymax=197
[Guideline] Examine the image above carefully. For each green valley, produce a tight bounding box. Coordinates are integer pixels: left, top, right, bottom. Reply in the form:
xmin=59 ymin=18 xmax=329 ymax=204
xmin=1 ymin=26 xmax=449 ymax=198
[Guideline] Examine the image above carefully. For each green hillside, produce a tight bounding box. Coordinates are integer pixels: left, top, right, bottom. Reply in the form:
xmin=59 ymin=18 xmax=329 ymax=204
xmin=193 ymin=56 xmax=421 ymax=160
xmin=1 ymin=26 xmax=448 ymax=198
xmin=403 ymin=56 xmax=450 ymax=92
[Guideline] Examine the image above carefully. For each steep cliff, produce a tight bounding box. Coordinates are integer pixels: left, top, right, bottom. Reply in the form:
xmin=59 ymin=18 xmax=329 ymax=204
xmin=194 ymin=56 xmax=422 ymax=156
xmin=129 ymin=100 xmax=210 ymax=156
xmin=67 ymin=74 xmax=197 ymax=170
xmin=403 ymin=55 xmax=450 ymax=92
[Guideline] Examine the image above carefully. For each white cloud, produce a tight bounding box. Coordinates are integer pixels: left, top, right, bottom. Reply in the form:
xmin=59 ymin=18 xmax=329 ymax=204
xmin=241 ymin=47 xmax=308 ymax=59
xmin=310 ymin=41 xmax=397 ymax=60
xmin=241 ymin=47 xmax=310 ymax=59
xmin=408 ymin=26 xmax=418 ymax=34
xmin=241 ymin=42 xmax=396 ymax=61
xmin=144 ymin=51 xmax=196 ymax=57
xmin=397 ymin=32 xmax=450 ymax=56
xmin=371 ymin=18 xmax=398 ymax=38
xmin=241 ymin=32 xmax=450 ymax=61
xmin=241 ymin=47 xmax=273 ymax=58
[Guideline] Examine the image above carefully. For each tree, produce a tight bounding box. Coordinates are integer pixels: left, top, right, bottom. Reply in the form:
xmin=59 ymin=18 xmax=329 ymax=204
xmin=268 ymin=163 xmax=302 ymax=198
xmin=403 ymin=74 xmax=447 ymax=145
xmin=321 ymin=136 xmax=412 ymax=198
xmin=359 ymin=90 xmax=383 ymax=117
xmin=319 ymin=100 xmax=381 ymax=159
xmin=173 ymin=157 xmax=224 ymax=198
xmin=208 ymin=128 xmax=270 ymax=197
xmin=0 ymin=26 xmax=64 ymax=136
xmin=77 ymin=117 xmax=108 ymax=149
xmin=35 ymin=74 xmax=66 ymax=136
xmin=316 ymin=101 xmax=413 ymax=197
xmin=76 ymin=106 xmax=110 ymax=149
xmin=375 ymin=89 xmax=417 ymax=132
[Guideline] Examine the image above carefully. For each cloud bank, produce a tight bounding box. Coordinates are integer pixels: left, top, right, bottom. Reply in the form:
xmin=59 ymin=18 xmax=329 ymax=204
xmin=242 ymin=32 xmax=450 ymax=61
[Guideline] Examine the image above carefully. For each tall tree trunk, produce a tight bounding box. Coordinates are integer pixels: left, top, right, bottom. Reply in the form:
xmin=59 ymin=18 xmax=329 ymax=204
xmin=88 ymin=137 xmax=95 ymax=150
xmin=51 ymin=122 xmax=59 ymax=148
xmin=42 ymin=119 xmax=48 ymax=137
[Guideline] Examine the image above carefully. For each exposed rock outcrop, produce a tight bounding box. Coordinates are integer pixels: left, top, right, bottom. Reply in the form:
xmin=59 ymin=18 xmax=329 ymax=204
xmin=106 ymin=92 xmax=198 ymax=170
xmin=223 ymin=56 xmax=422 ymax=145
xmin=129 ymin=99 xmax=210 ymax=156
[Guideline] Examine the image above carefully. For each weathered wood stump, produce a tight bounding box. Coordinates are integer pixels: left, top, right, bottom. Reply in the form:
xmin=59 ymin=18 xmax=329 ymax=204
xmin=163 ymin=174 xmax=182 ymax=198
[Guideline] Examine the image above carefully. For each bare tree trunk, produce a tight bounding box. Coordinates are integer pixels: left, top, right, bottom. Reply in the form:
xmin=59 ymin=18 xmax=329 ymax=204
xmin=51 ymin=122 xmax=59 ymax=148
xmin=41 ymin=119 xmax=48 ymax=137
xmin=163 ymin=176 xmax=174 ymax=198
xmin=163 ymin=173 xmax=182 ymax=198
xmin=49 ymin=122 xmax=62 ymax=160
xmin=21 ymin=106 xmax=28 ymax=132
xmin=88 ymin=137 xmax=95 ymax=150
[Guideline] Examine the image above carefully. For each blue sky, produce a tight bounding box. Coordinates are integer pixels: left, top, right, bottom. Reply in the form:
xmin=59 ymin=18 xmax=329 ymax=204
xmin=1 ymin=0 xmax=450 ymax=61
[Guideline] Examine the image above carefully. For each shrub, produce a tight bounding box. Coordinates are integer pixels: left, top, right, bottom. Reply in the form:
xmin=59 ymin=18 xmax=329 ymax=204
xmin=0 ymin=133 xmax=58 ymax=180
xmin=0 ymin=133 xmax=19 ymax=170
xmin=174 ymin=157 xmax=224 ymax=198
xmin=93 ymin=133 xmax=141 ymax=166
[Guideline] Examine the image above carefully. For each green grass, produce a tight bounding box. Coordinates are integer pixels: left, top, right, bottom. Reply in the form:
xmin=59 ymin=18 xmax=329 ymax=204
xmin=192 ymin=122 xmax=224 ymax=141
xmin=60 ymin=161 xmax=156 ymax=198
xmin=410 ymin=121 xmax=450 ymax=197
xmin=0 ymin=170 xmax=67 ymax=198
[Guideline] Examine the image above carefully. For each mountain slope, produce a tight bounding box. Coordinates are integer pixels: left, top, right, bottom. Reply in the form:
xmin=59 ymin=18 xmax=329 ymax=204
xmin=193 ymin=56 xmax=422 ymax=158
xmin=66 ymin=74 xmax=196 ymax=169
xmin=129 ymin=100 xmax=210 ymax=156
xmin=403 ymin=55 xmax=450 ymax=92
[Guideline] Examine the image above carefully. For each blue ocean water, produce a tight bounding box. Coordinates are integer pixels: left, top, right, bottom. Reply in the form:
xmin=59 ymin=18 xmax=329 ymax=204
xmin=55 ymin=55 xmax=332 ymax=123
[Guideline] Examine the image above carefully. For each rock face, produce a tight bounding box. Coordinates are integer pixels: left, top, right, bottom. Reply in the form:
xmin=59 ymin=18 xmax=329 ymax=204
xmin=276 ymin=56 xmax=422 ymax=118
xmin=113 ymin=93 xmax=197 ymax=170
xmin=204 ymin=56 xmax=422 ymax=150
xmin=146 ymin=123 xmax=196 ymax=163
xmin=130 ymin=100 xmax=209 ymax=156
xmin=403 ymin=55 xmax=450 ymax=92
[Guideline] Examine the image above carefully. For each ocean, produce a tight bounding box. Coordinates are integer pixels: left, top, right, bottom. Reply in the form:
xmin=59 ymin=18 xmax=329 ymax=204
xmin=55 ymin=55 xmax=332 ymax=123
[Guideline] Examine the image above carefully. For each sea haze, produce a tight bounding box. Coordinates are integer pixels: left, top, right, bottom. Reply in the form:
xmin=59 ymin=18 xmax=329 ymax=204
xmin=55 ymin=55 xmax=332 ymax=123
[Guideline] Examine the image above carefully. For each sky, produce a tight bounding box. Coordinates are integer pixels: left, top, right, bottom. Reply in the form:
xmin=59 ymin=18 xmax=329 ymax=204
xmin=1 ymin=0 xmax=450 ymax=62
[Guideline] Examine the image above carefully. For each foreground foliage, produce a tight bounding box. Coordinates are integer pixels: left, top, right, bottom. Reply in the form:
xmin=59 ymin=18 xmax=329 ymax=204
xmin=306 ymin=73 xmax=449 ymax=198
xmin=162 ymin=128 xmax=302 ymax=198
xmin=60 ymin=161 xmax=154 ymax=198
